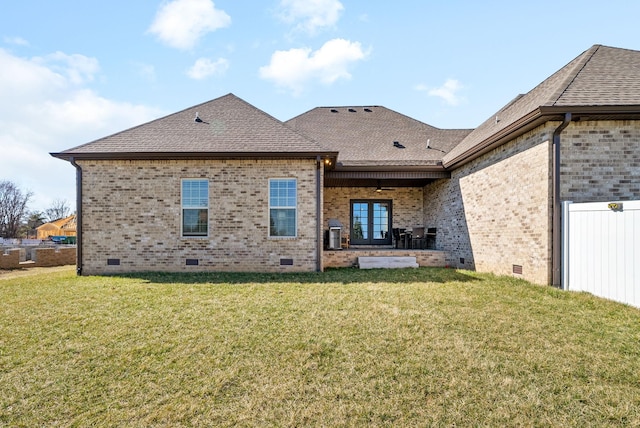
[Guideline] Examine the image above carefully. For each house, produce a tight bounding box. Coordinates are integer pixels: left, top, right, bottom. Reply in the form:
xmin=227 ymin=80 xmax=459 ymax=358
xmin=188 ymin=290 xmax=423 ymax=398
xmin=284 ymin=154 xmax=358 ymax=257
xmin=51 ymin=44 xmax=640 ymax=284
xmin=36 ymin=214 xmax=77 ymax=240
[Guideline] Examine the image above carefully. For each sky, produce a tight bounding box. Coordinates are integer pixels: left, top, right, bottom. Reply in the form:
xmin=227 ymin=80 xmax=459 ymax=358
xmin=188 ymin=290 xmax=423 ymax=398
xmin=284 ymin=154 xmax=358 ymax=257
xmin=1 ymin=0 xmax=640 ymax=214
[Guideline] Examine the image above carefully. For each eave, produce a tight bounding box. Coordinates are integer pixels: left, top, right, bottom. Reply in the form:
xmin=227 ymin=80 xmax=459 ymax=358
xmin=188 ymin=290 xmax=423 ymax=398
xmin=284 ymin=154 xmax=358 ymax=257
xmin=50 ymin=151 xmax=339 ymax=164
xmin=443 ymin=104 xmax=640 ymax=169
xmin=326 ymin=169 xmax=449 ymax=188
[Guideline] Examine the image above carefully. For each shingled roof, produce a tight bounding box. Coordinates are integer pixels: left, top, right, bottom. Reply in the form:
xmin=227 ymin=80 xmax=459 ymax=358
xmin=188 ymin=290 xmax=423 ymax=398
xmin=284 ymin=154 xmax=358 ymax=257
xmin=51 ymin=93 xmax=336 ymax=161
xmin=444 ymin=44 xmax=640 ymax=167
xmin=285 ymin=106 xmax=472 ymax=169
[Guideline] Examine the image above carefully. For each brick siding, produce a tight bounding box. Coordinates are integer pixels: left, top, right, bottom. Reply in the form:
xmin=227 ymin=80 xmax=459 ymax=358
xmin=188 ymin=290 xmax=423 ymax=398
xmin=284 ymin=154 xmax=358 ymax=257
xmin=561 ymin=120 xmax=640 ymax=202
xmin=78 ymin=159 xmax=320 ymax=274
xmin=423 ymin=119 xmax=640 ymax=285
xmin=424 ymin=124 xmax=555 ymax=284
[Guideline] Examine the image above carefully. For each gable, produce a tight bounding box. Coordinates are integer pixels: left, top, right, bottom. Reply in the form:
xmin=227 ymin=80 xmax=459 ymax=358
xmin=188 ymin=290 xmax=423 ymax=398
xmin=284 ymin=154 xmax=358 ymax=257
xmin=52 ymin=93 xmax=336 ymax=161
xmin=444 ymin=45 xmax=640 ymax=168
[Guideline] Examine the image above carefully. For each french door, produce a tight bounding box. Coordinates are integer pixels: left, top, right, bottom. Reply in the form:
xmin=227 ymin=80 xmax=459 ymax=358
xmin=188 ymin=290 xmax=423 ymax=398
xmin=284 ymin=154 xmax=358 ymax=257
xmin=350 ymin=200 xmax=392 ymax=245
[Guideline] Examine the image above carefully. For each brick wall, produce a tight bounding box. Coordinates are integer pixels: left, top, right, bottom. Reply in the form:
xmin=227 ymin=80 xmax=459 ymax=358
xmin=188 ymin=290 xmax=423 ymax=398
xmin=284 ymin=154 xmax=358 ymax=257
xmin=423 ymin=119 xmax=640 ymax=285
xmin=32 ymin=247 xmax=76 ymax=267
xmin=0 ymin=247 xmax=75 ymax=269
xmin=0 ymin=249 xmax=21 ymax=269
xmin=324 ymin=249 xmax=446 ymax=268
xmin=323 ymin=186 xmax=424 ymax=238
xmin=78 ymin=159 xmax=320 ymax=274
xmin=561 ymin=120 xmax=640 ymax=202
xmin=424 ymin=124 xmax=555 ymax=284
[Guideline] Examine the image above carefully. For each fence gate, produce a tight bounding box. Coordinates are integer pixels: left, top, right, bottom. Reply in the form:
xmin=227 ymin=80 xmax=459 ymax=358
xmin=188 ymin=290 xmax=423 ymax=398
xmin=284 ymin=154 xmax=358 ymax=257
xmin=562 ymin=200 xmax=640 ymax=308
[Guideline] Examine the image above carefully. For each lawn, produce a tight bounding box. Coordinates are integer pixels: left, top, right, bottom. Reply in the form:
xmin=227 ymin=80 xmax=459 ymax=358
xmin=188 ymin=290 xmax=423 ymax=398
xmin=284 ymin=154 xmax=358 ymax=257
xmin=1 ymin=266 xmax=639 ymax=427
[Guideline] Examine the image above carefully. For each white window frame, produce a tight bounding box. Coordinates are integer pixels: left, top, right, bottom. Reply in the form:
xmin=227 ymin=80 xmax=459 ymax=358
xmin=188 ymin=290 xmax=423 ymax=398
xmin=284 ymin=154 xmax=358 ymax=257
xmin=181 ymin=179 xmax=209 ymax=238
xmin=269 ymin=178 xmax=297 ymax=238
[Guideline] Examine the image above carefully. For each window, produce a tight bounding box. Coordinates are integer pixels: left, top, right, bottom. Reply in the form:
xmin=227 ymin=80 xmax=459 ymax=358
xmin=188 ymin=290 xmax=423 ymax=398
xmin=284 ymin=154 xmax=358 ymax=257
xmin=269 ymin=178 xmax=297 ymax=237
xmin=182 ymin=179 xmax=208 ymax=237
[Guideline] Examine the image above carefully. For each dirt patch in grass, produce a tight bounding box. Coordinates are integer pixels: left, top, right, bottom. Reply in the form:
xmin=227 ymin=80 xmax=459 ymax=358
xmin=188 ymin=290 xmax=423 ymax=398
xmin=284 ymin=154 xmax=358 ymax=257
xmin=0 ymin=265 xmax=75 ymax=280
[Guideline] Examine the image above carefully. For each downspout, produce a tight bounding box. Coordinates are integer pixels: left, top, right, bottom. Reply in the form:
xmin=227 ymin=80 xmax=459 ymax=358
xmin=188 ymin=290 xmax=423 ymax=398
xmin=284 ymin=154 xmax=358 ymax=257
xmin=69 ymin=157 xmax=83 ymax=276
xmin=552 ymin=113 xmax=571 ymax=287
xmin=316 ymin=156 xmax=322 ymax=272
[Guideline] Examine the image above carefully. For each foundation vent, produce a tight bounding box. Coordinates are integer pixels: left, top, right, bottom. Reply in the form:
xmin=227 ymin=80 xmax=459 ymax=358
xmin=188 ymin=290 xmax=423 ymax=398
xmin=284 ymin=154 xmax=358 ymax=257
xmin=513 ymin=264 xmax=523 ymax=275
xmin=107 ymin=258 xmax=120 ymax=266
xmin=186 ymin=259 xmax=199 ymax=266
xmin=280 ymin=258 xmax=294 ymax=266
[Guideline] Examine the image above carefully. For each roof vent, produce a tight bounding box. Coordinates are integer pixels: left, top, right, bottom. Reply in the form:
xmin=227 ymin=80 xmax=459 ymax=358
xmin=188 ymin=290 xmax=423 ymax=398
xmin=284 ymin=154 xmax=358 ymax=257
xmin=364 ymin=108 xmax=372 ymax=112
xmin=330 ymin=109 xmax=338 ymax=113
xmin=393 ymin=141 xmax=405 ymax=149
xmin=348 ymin=108 xmax=356 ymax=112
xmin=194 ymin=112 xmax=203 ymax=123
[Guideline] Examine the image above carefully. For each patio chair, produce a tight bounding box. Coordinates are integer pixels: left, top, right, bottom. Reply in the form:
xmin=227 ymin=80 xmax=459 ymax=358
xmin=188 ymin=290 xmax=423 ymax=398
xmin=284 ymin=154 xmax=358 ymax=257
xmin=411 ymin=227 xmax=425 ymax=249
xmin=392 ymin=228 xmax=401 ymax=248
xmin=425 ymin=227 xmax=436 ymax=249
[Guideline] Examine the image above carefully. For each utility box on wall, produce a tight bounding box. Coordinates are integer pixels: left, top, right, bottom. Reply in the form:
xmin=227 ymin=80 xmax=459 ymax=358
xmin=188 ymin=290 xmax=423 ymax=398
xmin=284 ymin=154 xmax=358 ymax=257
xmin=327 ymin=219 xmax=343 ymax=250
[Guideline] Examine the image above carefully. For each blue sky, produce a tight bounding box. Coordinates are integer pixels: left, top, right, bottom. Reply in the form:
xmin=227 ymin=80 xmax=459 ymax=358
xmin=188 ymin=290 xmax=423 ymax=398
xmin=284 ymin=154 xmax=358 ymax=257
xmin=1 ymin=0 xmax=640 ymax=213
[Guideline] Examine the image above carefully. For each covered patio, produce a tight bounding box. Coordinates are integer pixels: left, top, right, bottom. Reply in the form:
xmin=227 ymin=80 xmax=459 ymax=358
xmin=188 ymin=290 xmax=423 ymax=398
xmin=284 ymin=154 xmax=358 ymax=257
xmin=321 ymin=171 xmax=449 ymax=269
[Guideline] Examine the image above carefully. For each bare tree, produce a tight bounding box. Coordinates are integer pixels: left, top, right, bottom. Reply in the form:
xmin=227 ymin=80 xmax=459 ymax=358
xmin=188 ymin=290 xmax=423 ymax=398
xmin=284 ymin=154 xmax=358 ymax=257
xmin=0 ymin=180 xmax=32 ymax=238
xmin=45 ymin=198 xmax=71 ymax=222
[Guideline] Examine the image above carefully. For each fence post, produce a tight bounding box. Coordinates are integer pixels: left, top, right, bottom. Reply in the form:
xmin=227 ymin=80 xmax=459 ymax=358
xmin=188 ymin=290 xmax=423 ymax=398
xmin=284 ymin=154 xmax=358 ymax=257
xmin=561 ymin=201 xmax=572 ymax=291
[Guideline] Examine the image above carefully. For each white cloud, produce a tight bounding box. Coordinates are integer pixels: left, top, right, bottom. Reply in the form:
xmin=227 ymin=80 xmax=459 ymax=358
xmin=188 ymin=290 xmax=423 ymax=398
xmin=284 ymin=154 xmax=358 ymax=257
xmin=3 ymin=36 xmax=29 ymax=46
xmin=259 ymin=38 xmax=368 ymax=95
xmin=417 ymin=78 xmax=465 ymax=106
xmin=133 ymin=62 xmax=157 ymax=82
xmin=0 ymin=48 xmax=164 ymax=212
xmin=187 ymin=57 xmax=229 ymax=79
xmin=279 ymin=0 xmax=344 ymax=34
xmin=148 ymin=0 xmax=231 ymax=50
xmin=35 ymin=51 xmax=100 ymax=85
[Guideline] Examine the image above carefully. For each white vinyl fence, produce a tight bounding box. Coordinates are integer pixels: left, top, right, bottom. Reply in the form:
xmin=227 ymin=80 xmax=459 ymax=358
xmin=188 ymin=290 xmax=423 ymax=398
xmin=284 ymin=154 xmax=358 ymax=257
xmin=562 ymin=200 xmax=640 ymax=308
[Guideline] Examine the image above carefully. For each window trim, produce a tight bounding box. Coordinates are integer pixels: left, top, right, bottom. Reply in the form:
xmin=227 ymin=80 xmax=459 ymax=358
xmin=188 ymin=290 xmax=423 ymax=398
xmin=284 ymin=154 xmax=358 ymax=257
xmin=350 ymin=199 xmax=393 ymax=245
xmin=268 ymin=177 xmax=298 ymax=238
xmin=181 ymin=178 xmax=209 ymax=238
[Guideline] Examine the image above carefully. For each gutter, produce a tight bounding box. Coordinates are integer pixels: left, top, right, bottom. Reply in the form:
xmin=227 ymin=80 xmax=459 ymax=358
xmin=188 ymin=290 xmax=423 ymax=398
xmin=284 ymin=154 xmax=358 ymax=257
xmin=316 ymin=156 xmax=323 ymax=272
xmin=50 ymin=151 xmax=339 ymax=162
xmin=551 ymin=113 xmax=572 ymax=287
xmin=69 ymin=157 xmax=83 ymax=276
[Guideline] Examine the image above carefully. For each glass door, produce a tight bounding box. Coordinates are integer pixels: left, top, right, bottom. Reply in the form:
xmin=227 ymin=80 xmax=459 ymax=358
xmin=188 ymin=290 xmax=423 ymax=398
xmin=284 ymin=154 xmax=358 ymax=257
xmin=350 ymin=200 xmax=392 ymax=245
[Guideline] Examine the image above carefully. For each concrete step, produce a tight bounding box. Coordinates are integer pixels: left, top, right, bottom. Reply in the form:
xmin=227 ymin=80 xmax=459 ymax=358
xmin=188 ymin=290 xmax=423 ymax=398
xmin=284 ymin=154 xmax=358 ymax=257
xmin=357 ymin=256 xmax=419 ymax=269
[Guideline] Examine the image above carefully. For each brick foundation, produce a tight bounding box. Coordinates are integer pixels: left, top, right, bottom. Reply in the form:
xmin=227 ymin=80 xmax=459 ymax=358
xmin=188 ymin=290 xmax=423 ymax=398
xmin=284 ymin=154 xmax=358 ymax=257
xmin=324 ymin=249 xmax=447 ymax=268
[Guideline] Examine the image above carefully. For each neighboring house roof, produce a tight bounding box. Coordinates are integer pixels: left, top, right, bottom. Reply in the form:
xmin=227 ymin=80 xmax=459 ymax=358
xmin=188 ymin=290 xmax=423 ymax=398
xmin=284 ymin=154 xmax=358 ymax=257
xmin=444 ymin=44 xmax=640 ymax=168
xmin=286 ymin=106 xmax=472 ymax=169
xmin=51 ymin=93 xmax=337 ymax=161
xmin=36 ymin=215 xmax=76 ymax=234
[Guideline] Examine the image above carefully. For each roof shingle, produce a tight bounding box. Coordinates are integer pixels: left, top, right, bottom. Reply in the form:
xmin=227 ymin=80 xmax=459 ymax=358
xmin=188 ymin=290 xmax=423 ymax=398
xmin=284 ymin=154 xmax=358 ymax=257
xmin=52 ymin=93 xmax=332 ymax=160
xmin=444 ymin=45 xmax=640 ymax=166
xmin=286 ymin=106 xmax=471 ymax=169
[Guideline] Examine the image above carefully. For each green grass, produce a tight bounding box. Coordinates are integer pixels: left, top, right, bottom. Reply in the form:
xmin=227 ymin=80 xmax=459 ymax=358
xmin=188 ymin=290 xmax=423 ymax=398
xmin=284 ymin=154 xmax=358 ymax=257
xmin=1 ymin=267 xmax=639 ymax=427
